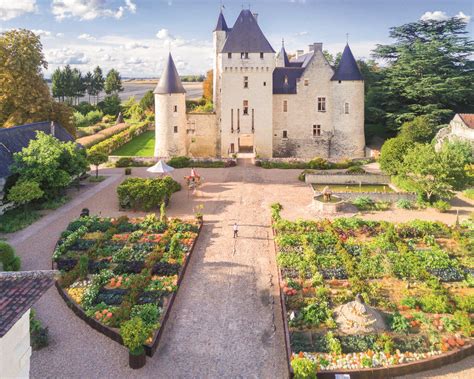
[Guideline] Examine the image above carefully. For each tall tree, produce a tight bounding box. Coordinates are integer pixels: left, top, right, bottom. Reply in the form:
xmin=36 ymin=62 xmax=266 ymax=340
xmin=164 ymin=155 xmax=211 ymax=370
xmin=202 ymin=69 xmax=213 ymax=102
xmin=373 ymin=17 xmax=474 ymax=131
xmin=51 ymin=67 xmax=65 ymax=102
xmin=92 ymin=66 xmax=104 ymax=103
xmin=104 ymin=69 xmax=124 ymax=95
xmin=0 ymin=29 xmax=74 ymax=134
xmin=84 ymin=71 xmax=94 ymax=103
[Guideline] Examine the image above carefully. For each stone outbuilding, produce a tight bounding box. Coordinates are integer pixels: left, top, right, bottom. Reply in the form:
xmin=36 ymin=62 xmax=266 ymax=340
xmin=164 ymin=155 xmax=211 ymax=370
xmin=435 ymin=113 xmax=474 ymax=153
xmin=0 ymin=271 xmax=56 ymax=378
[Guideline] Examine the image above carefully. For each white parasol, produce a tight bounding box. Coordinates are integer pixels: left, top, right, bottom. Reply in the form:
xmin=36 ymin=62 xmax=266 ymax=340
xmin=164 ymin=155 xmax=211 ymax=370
xmin=147 ymin=160 xmax=175 ymax=175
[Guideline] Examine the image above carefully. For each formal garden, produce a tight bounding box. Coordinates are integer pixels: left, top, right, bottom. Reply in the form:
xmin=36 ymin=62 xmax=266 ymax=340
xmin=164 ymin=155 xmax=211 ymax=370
xmin=270 ymin=204 xmax=473 ymax=377
xmin=52 ymin=214 xmax=201 ymax=368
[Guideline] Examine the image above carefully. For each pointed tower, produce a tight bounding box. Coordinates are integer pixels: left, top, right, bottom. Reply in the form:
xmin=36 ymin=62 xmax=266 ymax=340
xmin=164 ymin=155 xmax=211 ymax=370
xmin=331 ymin=44 xmax=365 ymax=158
xmin=276 ymin=39 xmax=290 ymax=67
xmin=154 ymin=53 xmax=187 ymax=158
xmin=213 ymin=9 xmax=228 ymax=107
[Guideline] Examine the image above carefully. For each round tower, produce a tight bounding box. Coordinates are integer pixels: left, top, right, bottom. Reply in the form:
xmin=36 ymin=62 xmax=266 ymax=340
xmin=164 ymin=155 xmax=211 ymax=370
xmin=212 ymin=10 xmax=228 ymax=107
xmin=154 ymin=53 xmax=187 ymax=158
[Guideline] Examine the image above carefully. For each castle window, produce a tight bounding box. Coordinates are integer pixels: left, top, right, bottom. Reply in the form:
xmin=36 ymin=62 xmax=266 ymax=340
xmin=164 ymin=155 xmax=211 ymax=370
xmin=263 ymin=81 xmax=266 ymax=86
xmin=231 ymin=109 xmax=234 ymax=133
xmin=174 ymin=126 xmax=178 ymax=133
xmin=174 ymin=105 xmax=178 ymax=112
xmin=344 ymin=102 xmax=350 ymax=114
xmin=241 ymin=52 xmax=249 ymax=59
xmin=244 ymin=76 xmax=249 ymax=88
xmin=260 ymin=52 xmax=264 ymax=59
xmin=283 ymin=100 xmax=288 ymax=112
xmin=304 ymin=79 xmax=309 ymax=86
xmin=243 ymin=100 xmax=249 ymax=115
xmin=282 ymin=130 xmax=288 ymax=139
xmin=228 ymin=52 xmax=232 ymax=59
xmin=317 ymin=97 xmax=326 ymax=112
xmin=313 ymin=124 xmax=321 ymax=137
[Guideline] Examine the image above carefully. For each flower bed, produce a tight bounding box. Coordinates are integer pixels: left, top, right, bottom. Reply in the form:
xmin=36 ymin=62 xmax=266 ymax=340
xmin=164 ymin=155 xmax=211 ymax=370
xmin=53 ymin=214 xmax=201 ymax=356
xmin=270 ymin=204 xmax=473 ymax=377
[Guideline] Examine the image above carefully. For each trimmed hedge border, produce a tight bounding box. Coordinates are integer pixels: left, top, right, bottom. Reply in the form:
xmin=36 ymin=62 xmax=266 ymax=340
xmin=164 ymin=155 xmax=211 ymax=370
xmin=54 ymin=221 xmax=202 ymax=357
xmin=271 ymin=223 xmax=473 ymax=379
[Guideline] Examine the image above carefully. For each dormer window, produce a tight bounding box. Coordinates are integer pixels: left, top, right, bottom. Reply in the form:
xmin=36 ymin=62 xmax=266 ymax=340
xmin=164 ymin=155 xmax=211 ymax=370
xmin=228 ymin=52 xmax=232 ymax=59
xmin=284 ymin=75 xmax=288 ymax=85
xmin=260 ymin=52 xmax=264 ymax=59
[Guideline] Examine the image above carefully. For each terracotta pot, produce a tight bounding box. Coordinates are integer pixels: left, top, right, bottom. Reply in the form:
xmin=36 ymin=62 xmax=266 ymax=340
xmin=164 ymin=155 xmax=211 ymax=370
xmin=129 ymin=351 xmax=146 ymax=369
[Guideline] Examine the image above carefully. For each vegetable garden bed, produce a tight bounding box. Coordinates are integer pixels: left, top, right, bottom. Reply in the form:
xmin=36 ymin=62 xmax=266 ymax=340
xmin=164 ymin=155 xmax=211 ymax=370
xmin=270 ymin=204 xmax=473 ymax=378
xmin=52 ymin=215 xmax=201 ymax=357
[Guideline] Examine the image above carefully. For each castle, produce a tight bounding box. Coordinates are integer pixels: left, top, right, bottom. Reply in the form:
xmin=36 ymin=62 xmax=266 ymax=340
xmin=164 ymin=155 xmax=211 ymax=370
xmin=154 ymin=9 xmax=365 ymax=159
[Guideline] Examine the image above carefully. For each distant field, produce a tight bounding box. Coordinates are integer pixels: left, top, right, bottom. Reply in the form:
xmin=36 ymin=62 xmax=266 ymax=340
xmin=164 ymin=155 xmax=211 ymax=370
xmin=112 ymin=131 xmax=155 ymax=157
xmin=48 ymin=82 xmax=203 ymax=102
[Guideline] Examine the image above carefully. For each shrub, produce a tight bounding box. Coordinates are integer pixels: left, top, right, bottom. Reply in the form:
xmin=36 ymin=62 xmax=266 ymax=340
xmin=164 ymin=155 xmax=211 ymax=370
xmin=352 ymin=196 xmax=375 ymax=211
xmin=419 ymin=293 xmax=452 ymax=313
xmin=125 ymin=168 xmax=132 ymax=175
xmin=291 ymin=356 xmax=317 ymax=379
xmin=433 ymin=200 xmax=451 ymax=213
xmin=298 ymin=169 xmax=315 ymax=182
xmin=120 ymin=317 xmax=152 ymax=355
xmin=0 ymin=241 xmax=21 ymax=271
xmin=167 ymin=156 xmax=191 ymax=168
xmin=30 ymin=309 xmax=49 ymax=350
xmin=397 ymin=199 xmax=413 ymax=209
xmin=97 ymin=94 xmax=122 ymax=116
xmin=347 ymin=165 xmax=366 ymax=174
xmin=326 ymin=331 xmax=342 ymax=355
xmin=7 ymin=180 xmax=44 ymax=210
xmin=389 ymin=311 xmax=410 ymax=333
xmin=116 ymin=157 xmax=133 ymax=167
xmin=117 ymin=177 xmax=181 ymax=211
xmin=308 ymin=157 xmax=329 ymax=169
xmin=130 ymin=303 xmax=160 ymax=327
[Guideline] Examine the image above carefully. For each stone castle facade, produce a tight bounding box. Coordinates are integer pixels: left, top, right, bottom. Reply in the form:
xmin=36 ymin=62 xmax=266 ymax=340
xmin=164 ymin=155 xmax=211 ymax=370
xmin=154 ymin=9 xmax=365 ymax=159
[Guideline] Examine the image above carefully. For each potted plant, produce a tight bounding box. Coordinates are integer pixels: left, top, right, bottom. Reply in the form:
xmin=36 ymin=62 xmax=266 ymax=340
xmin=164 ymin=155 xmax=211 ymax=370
xmin=120 ymin=317 xmax=151 ymax=369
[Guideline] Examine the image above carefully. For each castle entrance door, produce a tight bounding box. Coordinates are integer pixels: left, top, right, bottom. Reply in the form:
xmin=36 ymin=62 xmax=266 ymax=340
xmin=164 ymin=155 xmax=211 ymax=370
xmin=238 ymin=134 xmax=253 ymax=153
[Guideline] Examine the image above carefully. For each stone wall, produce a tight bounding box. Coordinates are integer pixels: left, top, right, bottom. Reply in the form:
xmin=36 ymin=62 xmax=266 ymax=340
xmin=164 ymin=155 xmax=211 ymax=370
xmin=315 ymin=191 xmax=416 ymax=202
xmin=186 ymin=112 xmax=218 ymax=157
xmin=305 ymin=172 xmax=391 ymax=185
xmin=0 ymin=310 xmax=31 ymax=378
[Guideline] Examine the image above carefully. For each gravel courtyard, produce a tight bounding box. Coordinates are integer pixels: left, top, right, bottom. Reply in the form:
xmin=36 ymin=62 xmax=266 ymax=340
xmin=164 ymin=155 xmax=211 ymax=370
xmin=5 ymin=164 xmax=473 ymax=378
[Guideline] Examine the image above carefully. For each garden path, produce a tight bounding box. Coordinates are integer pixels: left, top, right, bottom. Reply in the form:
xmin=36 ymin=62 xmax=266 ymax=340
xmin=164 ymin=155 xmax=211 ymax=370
xmin=7 ymin=165 xmax=473 ymax=378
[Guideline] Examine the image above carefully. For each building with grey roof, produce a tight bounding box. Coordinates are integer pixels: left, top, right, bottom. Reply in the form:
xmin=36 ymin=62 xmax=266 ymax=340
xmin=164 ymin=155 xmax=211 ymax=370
xmin=153 ymin=9 xmax=365 ymax=160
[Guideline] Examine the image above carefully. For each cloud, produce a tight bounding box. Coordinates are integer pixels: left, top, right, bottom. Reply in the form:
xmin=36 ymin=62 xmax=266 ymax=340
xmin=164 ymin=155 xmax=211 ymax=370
xmin=0 ymin=0 xmax=37 ymax=21
xmin=420 ymin=10 xmax=471 ymax=23
xmin=46 ymin=48 xmax=90 ymax=64
xmin=124 ymin=42 xmax=149 ymax=49
xmin=156 ymin=28 xmax=173 ymax=40
xmin=51 ymin=0 xmax=137 ymax=21
xmin=294 ymin=31 xmax=308 ymax=36
xmin=78 ymin=33 xmax=96 ymax=41
xmin=32 ymin=29 xmax=51 ymax=37
xmin=56 ymin=32 xmax=64 ymax=38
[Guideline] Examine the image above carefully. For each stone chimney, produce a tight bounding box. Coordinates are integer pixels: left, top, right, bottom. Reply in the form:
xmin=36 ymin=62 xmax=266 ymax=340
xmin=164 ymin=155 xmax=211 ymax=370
xmin=296 ymin=49 xmax=304 ymax=58
xmin=253 ymin=13 xmax=258 ymax=23
xmin=309 ymin=43 xmax=323 ymax=52
xmin=50 ymin=121 xmax=55 ymax=137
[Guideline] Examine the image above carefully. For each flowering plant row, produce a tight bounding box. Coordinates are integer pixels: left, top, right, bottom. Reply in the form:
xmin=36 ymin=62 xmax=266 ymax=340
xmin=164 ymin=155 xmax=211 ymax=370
xmin=54 ymin=214 xmax=200 ymax=350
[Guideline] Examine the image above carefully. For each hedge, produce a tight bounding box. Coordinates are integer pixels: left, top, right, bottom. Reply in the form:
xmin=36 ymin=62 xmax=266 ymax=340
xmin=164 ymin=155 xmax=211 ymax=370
xmin=117 ymin=177 xmax=181 ymax=211
xmin=87 ymin=121 xmax=150 ymax=155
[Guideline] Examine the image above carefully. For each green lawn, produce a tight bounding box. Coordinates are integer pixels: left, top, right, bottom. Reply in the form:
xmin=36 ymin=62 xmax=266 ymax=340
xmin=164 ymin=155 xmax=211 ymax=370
xmin=112 ymin=131 xmax=155 ymax=157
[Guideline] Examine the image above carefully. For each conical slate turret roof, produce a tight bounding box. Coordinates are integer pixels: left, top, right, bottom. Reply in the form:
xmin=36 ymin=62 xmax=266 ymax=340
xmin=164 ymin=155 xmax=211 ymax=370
xmin=221 ymin=9 xmax=275 ymax=53
xmin=331 ymin=44 xmax=363 ymax=81
xmin=154 ymin=53 xmax=186 ymax=94
xmin=277 ymin=41 xmax=290 ymax=67
xmin=214 ymin=10 xmax=229 ymax=32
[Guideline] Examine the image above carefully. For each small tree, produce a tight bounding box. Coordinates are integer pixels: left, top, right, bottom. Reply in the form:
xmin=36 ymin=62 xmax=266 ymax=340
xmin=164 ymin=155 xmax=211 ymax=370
xmin=7 ymin=180 xmax=44 ymax=212
xmin=160 ymin=202 xmax=166 ymax=223
xmin=379 ymin=136 xmax=412 ymax=176
xmin=139 ymin=90 xmax=154 ymax=111
xmin=88 ymin=151 xmax=108 ymax=178
xmin=202 ymin=70 xmax=213 ymax=102
xmin=0 ymin=241 xmax=21 ymax=271
xmin=104 ymin=69 xmax=124 ymax=95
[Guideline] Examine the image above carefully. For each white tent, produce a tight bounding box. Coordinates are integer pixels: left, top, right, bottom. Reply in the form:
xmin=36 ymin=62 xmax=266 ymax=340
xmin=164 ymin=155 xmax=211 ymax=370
xmin=147 ymin=160 xmax=175 ymax=175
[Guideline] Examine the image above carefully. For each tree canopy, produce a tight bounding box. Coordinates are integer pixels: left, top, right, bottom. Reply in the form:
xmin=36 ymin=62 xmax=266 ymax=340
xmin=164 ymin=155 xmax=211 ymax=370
xmin=0 ymin=29 xmax=75 ymax=134
xmin=105 ymin=69 xmax=124 ymax=95
xmin=372 ymin=17 xmax=474 ymax=131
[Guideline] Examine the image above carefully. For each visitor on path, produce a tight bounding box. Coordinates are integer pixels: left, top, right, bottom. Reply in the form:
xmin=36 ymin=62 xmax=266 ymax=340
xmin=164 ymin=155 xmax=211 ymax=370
xmin=233 ymin=222 xmax=239 ymax=238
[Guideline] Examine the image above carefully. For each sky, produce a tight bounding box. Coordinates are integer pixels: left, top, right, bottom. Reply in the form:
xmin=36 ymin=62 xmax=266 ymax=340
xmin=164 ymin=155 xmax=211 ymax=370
xmin=0 ymin=0 xmax=472 ymax=78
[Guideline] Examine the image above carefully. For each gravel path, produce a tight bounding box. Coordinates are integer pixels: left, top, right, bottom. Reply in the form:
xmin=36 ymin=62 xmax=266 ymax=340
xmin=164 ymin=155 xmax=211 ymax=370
xmin=5 ymin=164 xmax=473 ymax=378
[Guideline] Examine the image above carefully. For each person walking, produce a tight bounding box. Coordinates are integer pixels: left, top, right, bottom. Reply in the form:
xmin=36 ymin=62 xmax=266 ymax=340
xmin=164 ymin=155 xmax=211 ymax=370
xmin=233 ymin=222 xmax=239 ymax=238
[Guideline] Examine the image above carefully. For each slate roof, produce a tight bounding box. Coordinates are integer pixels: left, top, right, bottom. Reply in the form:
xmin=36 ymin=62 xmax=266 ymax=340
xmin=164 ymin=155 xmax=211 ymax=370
xmin=331 ymin=44 xmax=364 ymax=81
xmin=0 ymin=271 xmax=56 ymax=338
xmin=277 ymin=45 xmax=290 ymax=67
xmin=214 ymin=10 xmax=229 ymax=32
xmin=0 ymin=121 xmax=75 ymax=178
xmin=273 ymin=67 xmax=305 ymax=94
xmin=221 ymin=9 xmax=275 ymax=53
xmin=154 ymin=53 xmax=186 ymax=95
xmin=459 ymin=113 xmax=474 ymax=129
